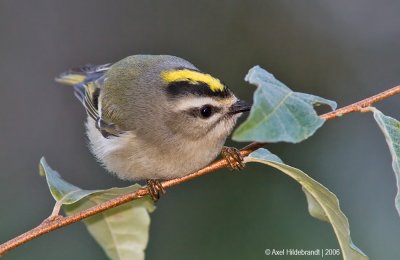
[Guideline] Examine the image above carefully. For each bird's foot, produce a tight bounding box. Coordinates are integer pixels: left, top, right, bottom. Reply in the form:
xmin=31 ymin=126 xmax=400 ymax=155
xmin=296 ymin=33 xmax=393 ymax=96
xmin=221 ymin=146 xmax=245 ymax=170
xmin=146 ymin=179 xmax=166 ymax=202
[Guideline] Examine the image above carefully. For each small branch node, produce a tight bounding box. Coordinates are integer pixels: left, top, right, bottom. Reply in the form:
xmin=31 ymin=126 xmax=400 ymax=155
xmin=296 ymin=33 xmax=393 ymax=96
xmin=359 ymin=107 xmax=374 ymax=113
xmin=42 ymin=201 xmax=64 ymax=224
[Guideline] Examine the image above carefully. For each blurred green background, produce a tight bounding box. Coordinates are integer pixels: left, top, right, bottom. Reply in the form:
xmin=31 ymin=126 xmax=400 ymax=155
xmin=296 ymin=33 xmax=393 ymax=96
xmin=1 ymin=1 xmax=400 ymax=259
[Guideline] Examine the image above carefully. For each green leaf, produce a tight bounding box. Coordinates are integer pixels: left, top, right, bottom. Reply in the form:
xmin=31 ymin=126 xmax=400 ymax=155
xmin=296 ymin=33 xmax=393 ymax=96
xmin=39 ymin=157 xmax=99 ymax=203
xmin=40 ymin=158 xmax=155 ymax=260
xmin=371 ymin=108 xmax=400 ymax=216
xmin=233 ymin=66 xmax=337 ymax=143
xmin=246 ymin=148 xmax=368 ymax=260
xmin=64 ymin=186 xmax=155 ymax=260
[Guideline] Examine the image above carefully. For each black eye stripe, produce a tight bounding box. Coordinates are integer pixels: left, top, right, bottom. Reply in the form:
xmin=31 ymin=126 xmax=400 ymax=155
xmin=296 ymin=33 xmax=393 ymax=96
xmin=185 ymin=105 xmax=222 ymax=118
xmin=166 ymin=81 xmax=232 ymax=99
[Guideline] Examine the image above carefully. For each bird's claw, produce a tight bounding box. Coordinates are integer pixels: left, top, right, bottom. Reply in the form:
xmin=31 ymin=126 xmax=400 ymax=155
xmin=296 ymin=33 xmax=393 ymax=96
xmin=146 ymin=179 xmax=166 ymax=201
xmin=221 ymin=146 xmax=245 ymax=170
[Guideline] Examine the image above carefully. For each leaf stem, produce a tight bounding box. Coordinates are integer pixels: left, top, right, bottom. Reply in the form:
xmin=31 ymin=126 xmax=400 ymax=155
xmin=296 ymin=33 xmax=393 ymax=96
xmin=320 ymin=85 xmax=400 ymax=120
xmin=1 ymin=85 xmax=399 ymax=256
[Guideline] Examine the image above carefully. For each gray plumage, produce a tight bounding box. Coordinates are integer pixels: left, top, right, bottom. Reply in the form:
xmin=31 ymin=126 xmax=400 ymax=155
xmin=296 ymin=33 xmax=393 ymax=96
xmin=57 ymin=55 xmax=247 ymax=180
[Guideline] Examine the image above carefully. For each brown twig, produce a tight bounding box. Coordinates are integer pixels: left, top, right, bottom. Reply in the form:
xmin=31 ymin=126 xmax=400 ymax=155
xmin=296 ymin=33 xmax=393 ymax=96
xmin=321 ymin=85 xmax=400 ymax=120
xmin=1 ymin=85 xmax=400 ymax=256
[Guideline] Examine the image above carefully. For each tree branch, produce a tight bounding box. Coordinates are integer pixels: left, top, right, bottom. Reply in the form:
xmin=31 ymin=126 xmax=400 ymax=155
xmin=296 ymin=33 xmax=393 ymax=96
xmin=1 ymin=85 xmax=400 ymax=256
xmin=320 ymin=85 xmax=400 ymax=120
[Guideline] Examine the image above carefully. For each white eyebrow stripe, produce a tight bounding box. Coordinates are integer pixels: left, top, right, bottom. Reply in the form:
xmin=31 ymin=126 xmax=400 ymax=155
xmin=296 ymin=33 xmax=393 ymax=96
xmin=174 ymin=97 xmax=223 ymax=111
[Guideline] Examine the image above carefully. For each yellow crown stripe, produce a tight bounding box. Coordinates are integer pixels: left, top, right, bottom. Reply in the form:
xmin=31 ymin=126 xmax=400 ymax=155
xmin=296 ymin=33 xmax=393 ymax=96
xmin=161 ymin=69 xmax=225 ymax=92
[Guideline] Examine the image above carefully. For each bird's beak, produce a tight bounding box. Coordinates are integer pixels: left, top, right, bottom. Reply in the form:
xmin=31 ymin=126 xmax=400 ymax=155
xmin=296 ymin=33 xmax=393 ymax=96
xmin=229 ymin=99 xmax=252 ymax=114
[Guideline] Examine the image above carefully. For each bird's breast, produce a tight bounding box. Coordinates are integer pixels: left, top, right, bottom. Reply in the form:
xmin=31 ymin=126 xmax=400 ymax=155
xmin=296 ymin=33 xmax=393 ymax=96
xmin=85 ymin=118 xmax=225 ymax=180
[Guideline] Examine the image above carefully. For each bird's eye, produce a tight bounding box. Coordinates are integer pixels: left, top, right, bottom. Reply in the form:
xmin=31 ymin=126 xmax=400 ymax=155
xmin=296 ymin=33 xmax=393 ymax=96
xmin=200 ymin=105 xmax=213 ymax=118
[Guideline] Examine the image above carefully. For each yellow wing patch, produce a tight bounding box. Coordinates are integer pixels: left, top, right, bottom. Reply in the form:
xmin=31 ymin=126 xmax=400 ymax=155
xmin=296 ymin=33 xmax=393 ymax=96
xmin=161 ymin=69 xmax=225 ymax=92
xmin=55 ymin=74 xmax=87 ymax=86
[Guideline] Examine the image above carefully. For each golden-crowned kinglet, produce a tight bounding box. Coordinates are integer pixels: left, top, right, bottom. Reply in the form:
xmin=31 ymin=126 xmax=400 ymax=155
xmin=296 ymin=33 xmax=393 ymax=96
xmin=57 ymin=55 xmax=250 ymax=198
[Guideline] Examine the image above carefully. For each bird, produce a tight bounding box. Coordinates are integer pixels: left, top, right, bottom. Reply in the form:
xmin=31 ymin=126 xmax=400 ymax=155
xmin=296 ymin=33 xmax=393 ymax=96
xmin=56 ymin=55 xmax=251 ymax=200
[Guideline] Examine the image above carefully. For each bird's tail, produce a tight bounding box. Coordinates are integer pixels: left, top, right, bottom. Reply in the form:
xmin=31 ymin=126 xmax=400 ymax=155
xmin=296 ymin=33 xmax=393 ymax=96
xmin=55 ymin=63 xmax=111 ymax=86
xmin=56 ymin=63 xmax=111 ymax=110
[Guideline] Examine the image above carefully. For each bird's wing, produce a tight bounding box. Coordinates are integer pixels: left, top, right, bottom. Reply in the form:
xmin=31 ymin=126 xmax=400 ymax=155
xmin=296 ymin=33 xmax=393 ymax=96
xmin=56 ymin=63 xmax=121 ymax=138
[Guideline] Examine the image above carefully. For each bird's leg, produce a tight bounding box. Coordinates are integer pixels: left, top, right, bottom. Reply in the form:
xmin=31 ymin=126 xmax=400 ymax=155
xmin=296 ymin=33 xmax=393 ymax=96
xmin=221 ymin=146 xmax=245 ymax=170
xmin=146 ymin=179 xmax=166 ymax=201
